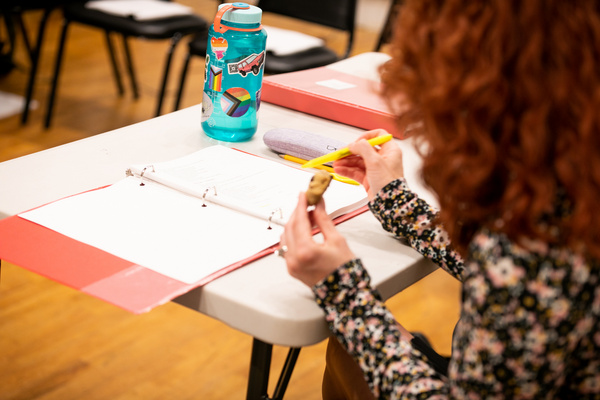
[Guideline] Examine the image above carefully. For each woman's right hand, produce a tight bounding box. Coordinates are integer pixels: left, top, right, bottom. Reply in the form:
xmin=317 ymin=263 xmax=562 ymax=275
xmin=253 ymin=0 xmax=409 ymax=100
xmin=333 ymin=129 xmax=404 ymax=199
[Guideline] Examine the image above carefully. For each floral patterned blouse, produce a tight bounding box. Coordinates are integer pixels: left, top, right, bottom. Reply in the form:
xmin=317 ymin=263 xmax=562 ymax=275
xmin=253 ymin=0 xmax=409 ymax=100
xmin=313 ymin=178 xmax=600 ymax=399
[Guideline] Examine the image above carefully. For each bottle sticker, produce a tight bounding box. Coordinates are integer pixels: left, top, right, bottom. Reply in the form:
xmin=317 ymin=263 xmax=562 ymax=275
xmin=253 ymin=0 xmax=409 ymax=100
xmin=211 ymin=37 xmax=228 ymax=60
xmin=221 ymin=87 xmax=251 ymax=117
xmin=227 ymin=51 xmax=265 ymax=77
xmin=256 ymin=88 xmax=261 ymax=110
xmin=201 ymin=91 xmax=214 ymax=121
xmin=208 ymin=65 xmax=223 ymax=92
xmin=204 ymin=54 xmax=210 ymax=82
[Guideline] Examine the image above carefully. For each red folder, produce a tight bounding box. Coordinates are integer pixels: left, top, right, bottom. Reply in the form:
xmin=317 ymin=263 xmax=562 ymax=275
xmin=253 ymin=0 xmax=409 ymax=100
xmin=262 ymin=67 xmax=406 ymax=139
xmin=0 ymin=205 xmax=367 ymax=314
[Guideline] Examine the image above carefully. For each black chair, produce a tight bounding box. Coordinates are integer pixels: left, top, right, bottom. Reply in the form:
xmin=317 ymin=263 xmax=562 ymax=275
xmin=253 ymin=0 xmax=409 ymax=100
xmin=172 ymin=0 xmax=358 ymax=111
xmin=375 ymin=0 xmax=404 ymax=52
xmin=258 ymin=0 xmax=357 ymax=74
xmin=0 ymin=1 xmax=66 ymax=123
xmin=44 ymin=0 xmax=209 ymax=127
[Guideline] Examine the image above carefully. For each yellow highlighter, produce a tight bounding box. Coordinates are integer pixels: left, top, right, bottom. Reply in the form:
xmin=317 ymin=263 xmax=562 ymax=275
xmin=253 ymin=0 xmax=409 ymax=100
xmin=279 ymin=154 xmax=360 ymax=185
xmin=301 ymin=134 xmax=393 ymax=169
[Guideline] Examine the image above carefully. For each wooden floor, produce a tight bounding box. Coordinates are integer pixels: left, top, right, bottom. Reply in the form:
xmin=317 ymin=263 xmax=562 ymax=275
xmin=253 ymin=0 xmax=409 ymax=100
xmin=0 ymin=2 xmax=461 ymax=399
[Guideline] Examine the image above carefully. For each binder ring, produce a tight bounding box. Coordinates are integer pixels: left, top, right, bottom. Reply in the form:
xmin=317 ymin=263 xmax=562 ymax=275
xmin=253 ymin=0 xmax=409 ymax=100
xmin=139 ymin=165 xmax=155 ymax=186
xmin=267 ymin=208 xmax=283 ymax=230
xmin=201 ymin=186 xmax=217 ymax=207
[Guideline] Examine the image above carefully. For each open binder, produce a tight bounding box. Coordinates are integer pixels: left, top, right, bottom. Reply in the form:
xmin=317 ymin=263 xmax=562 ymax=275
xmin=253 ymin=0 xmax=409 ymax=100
xmin=0 ymin=146 xmax=368 ymax=313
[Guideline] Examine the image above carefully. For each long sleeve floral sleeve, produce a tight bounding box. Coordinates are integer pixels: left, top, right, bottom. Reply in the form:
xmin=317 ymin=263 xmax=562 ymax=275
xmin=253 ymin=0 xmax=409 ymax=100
xmin=314 ymin=259 xmax=449 ymax=399
xmin=368 ymin=178 xmax=464 ymax=280
xmin=312 ymin=178 xmax=600 ymax=399
xmin=312 ymin=179 xmax=453 ymax=398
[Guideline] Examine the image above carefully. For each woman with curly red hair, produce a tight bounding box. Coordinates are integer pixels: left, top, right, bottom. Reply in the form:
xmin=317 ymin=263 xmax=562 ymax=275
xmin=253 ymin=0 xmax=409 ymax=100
xmin=280 ymin=0 xmax=600 ymax=398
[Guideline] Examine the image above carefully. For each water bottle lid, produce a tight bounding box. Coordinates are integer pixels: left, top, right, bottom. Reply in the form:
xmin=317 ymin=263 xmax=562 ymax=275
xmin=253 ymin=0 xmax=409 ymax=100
xmin=217 ymin=2 xmax=262 ymax=25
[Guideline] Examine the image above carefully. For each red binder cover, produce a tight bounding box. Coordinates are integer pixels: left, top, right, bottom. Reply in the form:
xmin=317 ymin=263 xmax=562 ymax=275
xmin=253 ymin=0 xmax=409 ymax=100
xmin=0 ymin=204 xmax=368 ymax=314
xmin=262 ymin=67 xmax=406 ymax=139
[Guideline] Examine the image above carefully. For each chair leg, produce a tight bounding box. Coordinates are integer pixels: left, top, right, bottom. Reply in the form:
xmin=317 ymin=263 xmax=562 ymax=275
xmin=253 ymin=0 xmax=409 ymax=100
xmin=173 ymin=52 xmax=192 ymax=111
xmin=14 ymin=12 xmax=33 ymax=59
xmin=121 ymin=35 xmax=139 ymax=99
xmin=3 ymin=12 xmax=17 ymax=61
xmin=21 ymin=8 xmax=52 ymax=124
xmin=104 ymin=31 xmax=125 ymax=96
xmin=44 ymin=18 xmax=70 ymax=129
xmin=155 ymin=32 xmax=183 ymax=116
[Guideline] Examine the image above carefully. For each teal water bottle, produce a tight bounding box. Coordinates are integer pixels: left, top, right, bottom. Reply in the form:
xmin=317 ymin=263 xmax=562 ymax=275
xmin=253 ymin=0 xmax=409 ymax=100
xmin=201 ymin=2 xmax=267 ymax=142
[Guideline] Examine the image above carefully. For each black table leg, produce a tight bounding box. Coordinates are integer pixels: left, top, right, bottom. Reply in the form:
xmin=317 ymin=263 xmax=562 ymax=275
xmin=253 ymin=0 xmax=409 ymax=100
xmin=246 ymin=338 xmax=301 ymax=400
xmin=246 ymin=338 xmax=272 ymax=399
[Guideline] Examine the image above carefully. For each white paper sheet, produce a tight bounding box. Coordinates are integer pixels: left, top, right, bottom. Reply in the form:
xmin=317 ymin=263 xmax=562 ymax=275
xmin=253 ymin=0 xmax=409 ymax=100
xmin=129 ymin=146 xmax=366 ymax=225
xmin=21 ymin=177 xmax=282 ymax=284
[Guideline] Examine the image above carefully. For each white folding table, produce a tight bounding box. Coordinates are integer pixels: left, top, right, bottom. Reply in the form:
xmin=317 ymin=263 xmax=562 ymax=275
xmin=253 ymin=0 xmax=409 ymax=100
xmin=0 ymin=54 xmax=438 ymax=399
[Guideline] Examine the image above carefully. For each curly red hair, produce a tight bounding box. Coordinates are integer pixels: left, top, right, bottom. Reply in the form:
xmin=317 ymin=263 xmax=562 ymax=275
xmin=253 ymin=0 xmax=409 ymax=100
xmin=381 ymin=0 xmax=600 ymax=257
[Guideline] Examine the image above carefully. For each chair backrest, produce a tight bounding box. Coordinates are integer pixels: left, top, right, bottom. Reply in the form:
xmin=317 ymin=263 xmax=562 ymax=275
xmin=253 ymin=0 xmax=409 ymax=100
xmin=375 ymin=0 xmax=404 ymax=51
xmin=256 ymin=0 xmax=357 ymax=58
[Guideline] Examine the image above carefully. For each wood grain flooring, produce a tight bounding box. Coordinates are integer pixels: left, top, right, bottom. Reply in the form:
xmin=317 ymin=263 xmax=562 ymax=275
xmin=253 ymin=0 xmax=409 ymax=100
xmin=0 ymin=2 xmax=460 ymax=399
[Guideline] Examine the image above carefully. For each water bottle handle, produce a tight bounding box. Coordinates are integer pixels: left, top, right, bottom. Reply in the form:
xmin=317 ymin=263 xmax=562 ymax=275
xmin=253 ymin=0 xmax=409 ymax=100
xmin=214 ymin=3 xmax=263 ymax=33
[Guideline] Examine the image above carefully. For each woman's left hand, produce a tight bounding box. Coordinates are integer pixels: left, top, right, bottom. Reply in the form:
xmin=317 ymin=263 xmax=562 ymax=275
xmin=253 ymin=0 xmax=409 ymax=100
xmin=281 ymin=193 xmax=355 ymax=287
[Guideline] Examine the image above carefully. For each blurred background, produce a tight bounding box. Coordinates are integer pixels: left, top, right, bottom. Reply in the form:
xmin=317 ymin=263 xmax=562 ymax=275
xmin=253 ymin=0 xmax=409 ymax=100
xmin=0 ymin=0 xmax=392 ymax=161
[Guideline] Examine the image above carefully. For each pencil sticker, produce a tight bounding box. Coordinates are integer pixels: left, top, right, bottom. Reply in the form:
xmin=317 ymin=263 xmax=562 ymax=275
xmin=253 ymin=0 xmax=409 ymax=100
xmin=221 ymin=87 xmax=251 ymax=117
xmin=211 ymin=37 xmax=228 ymax=60
xmin=209 ymin=65 xmax=223 ymax=92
